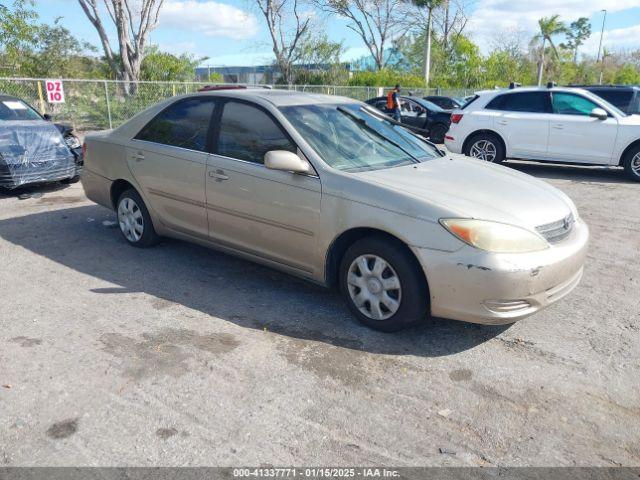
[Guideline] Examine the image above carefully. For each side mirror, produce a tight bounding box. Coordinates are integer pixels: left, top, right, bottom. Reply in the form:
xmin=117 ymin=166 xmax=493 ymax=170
xmin=264 ymin=150 xmax=310 ymax=174
xmin=590 ymin=107 xmax=608 ymax=120
xmin=43 ymin=113 xmax=52 ymax=121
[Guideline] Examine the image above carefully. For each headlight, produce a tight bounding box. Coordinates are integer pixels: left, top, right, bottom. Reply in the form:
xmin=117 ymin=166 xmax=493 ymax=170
xmin=64 ymin=134 xmax=81 ymax=149
xmin=440 ymin=218 xmax=549 ymax=253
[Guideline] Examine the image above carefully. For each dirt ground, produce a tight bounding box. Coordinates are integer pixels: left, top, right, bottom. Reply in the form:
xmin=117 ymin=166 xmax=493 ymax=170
xmin=0 ymin=159 xmax=638 ymax=466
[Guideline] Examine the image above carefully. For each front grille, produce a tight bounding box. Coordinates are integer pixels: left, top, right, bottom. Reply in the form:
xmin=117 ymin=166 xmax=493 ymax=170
xmin=536 ymin=213 xmax=575 ymax=244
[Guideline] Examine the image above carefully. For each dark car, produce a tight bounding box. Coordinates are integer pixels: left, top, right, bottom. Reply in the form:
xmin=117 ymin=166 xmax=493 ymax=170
xmin=365 ymin=96 xmax=451 ymax=143
xmin=0 ymin=94 xmax=82 ymax=190
xmin=424 ymin=95 xmax=464 ymax=110
xmin=572 ymin=85 xmax=640 ymax=115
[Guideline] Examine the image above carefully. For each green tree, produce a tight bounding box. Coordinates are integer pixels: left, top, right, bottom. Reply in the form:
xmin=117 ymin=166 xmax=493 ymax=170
xmin=561 ymin=17 xmax=591 ymax=63
xmin=140 ymin=46 xmax=206 ymax=82
xmin=0 ymin=0 xmax=38 ymax=72
xmin=532 ymin=15 xmax=566 ymax=85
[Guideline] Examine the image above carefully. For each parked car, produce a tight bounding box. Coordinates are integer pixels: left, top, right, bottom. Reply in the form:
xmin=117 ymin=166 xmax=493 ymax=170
xmin=365 ymin=96 xmax=451 ymax=143
xmin=444 ymin=86 xmax=640 ymax=181
xmin=0 ymin=94 xmax=82 ymax=190
xmin=573 ymin=85 xmax=640 ymax=115
xmin=82 ymin=89 xmax=588 ymax=332
xmin=424 ymin=95 xmax=464 ymax=110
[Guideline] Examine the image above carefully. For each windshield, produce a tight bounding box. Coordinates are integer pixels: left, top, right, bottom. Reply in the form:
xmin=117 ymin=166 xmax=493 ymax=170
xmin=0 ymin=99 xmax=42 ymax=121
xmin=420 ymin=99 xmax=445 ymax=112
xmin=279 ymin=103 xmax=441 ymax=172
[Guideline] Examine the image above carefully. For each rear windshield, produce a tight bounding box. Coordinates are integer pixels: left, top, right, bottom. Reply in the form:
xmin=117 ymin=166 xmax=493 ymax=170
xmin=0 ymin=99 xmax=42 ymax=121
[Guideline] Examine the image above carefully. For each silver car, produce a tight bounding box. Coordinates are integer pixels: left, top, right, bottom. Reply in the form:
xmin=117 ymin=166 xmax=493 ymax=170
xmin=81 ymin=89 xmax=589 ymax=332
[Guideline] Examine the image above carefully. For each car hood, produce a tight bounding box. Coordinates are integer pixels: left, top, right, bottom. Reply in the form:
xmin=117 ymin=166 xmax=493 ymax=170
xmin=618 ymin=114 xmax=640 ymax=126
xmin=0 ymin=120 xmax=74 ymax=165
xmin=354 ymin=156 xmax=575 ymax=229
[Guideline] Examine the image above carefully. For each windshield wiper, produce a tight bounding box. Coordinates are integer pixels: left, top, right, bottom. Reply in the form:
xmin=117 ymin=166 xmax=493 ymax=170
xmin=336 ymin=106 xmax=420 ymax=163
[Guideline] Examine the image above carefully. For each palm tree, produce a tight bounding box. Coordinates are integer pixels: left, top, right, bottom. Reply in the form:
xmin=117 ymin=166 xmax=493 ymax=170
xmin=412 ymin=0 xmax=444 ymax=87
xmin=532 ymin=15 xmax=566 ymax=86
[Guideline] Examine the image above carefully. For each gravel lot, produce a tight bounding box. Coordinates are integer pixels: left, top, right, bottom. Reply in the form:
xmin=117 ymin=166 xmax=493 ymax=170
xmin=0 ymin=158 xmax=638 ymax=467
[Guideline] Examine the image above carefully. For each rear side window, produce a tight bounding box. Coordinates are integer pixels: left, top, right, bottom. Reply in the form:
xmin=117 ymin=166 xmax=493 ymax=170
xmin=216 ymin=101 xmax=296 ymax=164
xmin=589 ymin=89 xmax=633 ymax=110
xmin=136 ymin=97 xmax=216 ymax=152
xmin=552 ymin=93 xmax=599 ymax=116
xmin=486 ymin=92 xmax=551 ymax=113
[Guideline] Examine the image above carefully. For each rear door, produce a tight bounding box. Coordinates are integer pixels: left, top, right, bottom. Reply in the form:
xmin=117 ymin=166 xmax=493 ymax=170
xmin=205 ymin=99 xmax=321 ymax=275
xmin=127 ymin=97 xmax=217 ymax=238
xmin=548 ymin=92 xmax=618 ymax=164
xmin=487 ymin=91 xmax=552 ymax=158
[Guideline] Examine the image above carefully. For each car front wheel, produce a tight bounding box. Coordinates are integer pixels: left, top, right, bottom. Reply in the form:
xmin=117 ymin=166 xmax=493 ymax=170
xmin=117 ymin=188 xmax=160 ymax=247
xmin=464 ymin=133 xmax=505 ymax=163
xmin=339 ymin=236 xmax=429 ymax=332
xmin=622 ymin=145 xmax=640 ymax=182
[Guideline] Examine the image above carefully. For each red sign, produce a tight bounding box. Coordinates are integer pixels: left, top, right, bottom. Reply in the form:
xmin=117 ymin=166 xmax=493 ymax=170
xmin=45 ymin=79 xmax=65 ymax=103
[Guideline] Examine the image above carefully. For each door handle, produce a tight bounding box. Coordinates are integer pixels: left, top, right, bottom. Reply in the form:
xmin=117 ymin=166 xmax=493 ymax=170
xmin=552 ymin=124 xmax=564 ymax=129
xmin=497 ymin=120 xmax=507 ymax=125
xmin=208 ymin=169 xmax=229 ymax=181
xmin=132 ymin=152 xmax=145 ymax=161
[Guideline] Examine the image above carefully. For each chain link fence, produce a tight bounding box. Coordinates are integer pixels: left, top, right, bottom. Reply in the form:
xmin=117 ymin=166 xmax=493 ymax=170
xmin=0 ymin=77 xmax=472 ymax=133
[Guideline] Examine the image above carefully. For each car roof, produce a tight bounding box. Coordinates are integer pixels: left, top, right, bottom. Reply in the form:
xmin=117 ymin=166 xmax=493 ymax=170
xmin=474 ymin=86 xmax=598 ymax=97
xmin=0 ymin=93 xmax=21 ymax=102
xmin=193 ymin=88 xmax=359 ymax=107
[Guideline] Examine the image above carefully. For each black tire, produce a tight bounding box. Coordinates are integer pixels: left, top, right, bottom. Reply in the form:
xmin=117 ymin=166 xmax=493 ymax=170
xmin=622 ymin=144 xmax=640 ymax=182
xmin=429 ymin=123 xmax=448 ymax=144
xmin=61 ymin=175 xmax=80 ymax=184
xmin=463 ymin=132 xmax=505 ymax=163
xmin=339 ymin=236 xmax=429 ymax=332
xmin=116 ymin=188 xmax=160 ymax=247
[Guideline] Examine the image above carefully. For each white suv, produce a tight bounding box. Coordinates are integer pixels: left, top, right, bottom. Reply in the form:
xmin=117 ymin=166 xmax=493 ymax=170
xmin=444 ymin=86 xmax=640 ymax=181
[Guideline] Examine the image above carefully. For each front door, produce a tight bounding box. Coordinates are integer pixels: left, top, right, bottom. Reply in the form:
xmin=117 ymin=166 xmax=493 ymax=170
xmin=127 ymin=97 xmax=217 ymax=238
xmin=205 ymin=100 xmax=321 ymax=275
xmin=548 ymin=92 xmax=618 ymax=165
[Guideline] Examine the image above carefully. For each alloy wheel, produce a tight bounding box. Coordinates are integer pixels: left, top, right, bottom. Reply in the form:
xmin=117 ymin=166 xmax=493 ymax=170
xmin=347 ymin=254 xmax=402 ymax=321
xmin=632 ymin=152 xmax=640 ymax=176
xmin=118 ymin=197 xmax=144 ymax=243
xmin=470 ymin=139 xmax=497 ymax=162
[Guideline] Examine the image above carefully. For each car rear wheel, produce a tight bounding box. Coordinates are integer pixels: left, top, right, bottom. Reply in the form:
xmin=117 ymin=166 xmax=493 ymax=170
xmin=464 ymin=133 xmax=505 ymax=163
xmin=622 ymin=146 xmax=640 ymax=182
xmin=429 ymin=123 xmax=448 ymax=144
xmin=117 ymin=189 xmax=160 ymax=247
xmin=339 ymin=236 xmax=429 ymax=332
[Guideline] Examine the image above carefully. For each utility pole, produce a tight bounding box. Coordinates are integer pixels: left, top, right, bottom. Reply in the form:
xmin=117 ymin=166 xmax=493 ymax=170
xmin=596 ymin=9 xmax=607 ymax=62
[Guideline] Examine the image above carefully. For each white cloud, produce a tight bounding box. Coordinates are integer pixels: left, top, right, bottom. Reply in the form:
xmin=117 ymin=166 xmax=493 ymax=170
xmin=161 ymin=0 xmax=259 ymax=40
xmin=467 ymin=0 xmax=640 ymax=53
xmin=581 ymin=24 xmax=640 ymax=54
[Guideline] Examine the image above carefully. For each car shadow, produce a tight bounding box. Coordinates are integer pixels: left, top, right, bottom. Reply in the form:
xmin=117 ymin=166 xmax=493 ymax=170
xmin=504 ymin=160 xmax=635 ymax=184
xmin=0 ymin=204 xmax=510 ymax=357
xmin=0 ymin=181 xmax=71 ymax=199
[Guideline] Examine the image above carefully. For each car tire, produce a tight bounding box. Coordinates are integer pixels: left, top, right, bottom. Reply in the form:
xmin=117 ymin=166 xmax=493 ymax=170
xmin=429 ymin=123 xmax=448 ymax=144
xmin=61 ymin=175 xmax=80 ymax=184
xmin=622 ymin=145 xmax=640 ymax=182
xmin=116 ymin=188 xmax=160 ymax=247
xmin=339 ymin=236 xmax=429 ymax=332
xmin=464 ymin=132 xmax=505 ymax=163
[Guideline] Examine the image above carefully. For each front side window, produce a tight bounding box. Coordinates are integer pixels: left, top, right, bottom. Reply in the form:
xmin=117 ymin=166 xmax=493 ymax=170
xmin=280 ymin=103 xmax=440 ymax=172
xmin=217 ymin=101 xmax=296 ymax=164
xmin=552 ymin=93 xmax=600 ymax=116
xmin=135 ymin=97 xmax=216 ymax=152
xmin=486 ymin=92 xmax=551 ymax=113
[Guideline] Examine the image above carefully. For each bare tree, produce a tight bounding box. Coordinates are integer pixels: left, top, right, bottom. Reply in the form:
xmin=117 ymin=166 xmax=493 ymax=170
xmin=433 ymin=0 xmax=469 ymax=52
xmin=77 ymin=0 xmax=163 ymax=92
xmin=316 ymin=0 xmax=409 ymax=71
xmin=255 ymin=0 xmax=312 ymax=84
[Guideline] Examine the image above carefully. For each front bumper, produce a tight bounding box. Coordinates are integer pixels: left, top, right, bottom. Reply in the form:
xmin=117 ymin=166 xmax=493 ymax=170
xmin=413 ymin=218 xmax=589 ymax=324
xmin=0 ymin=161 xmax=77 ymax=189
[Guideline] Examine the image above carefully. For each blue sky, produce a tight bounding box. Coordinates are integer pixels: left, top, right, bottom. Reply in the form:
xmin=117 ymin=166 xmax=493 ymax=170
xmin=34 ymin=0 xmax=640 ymax=67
